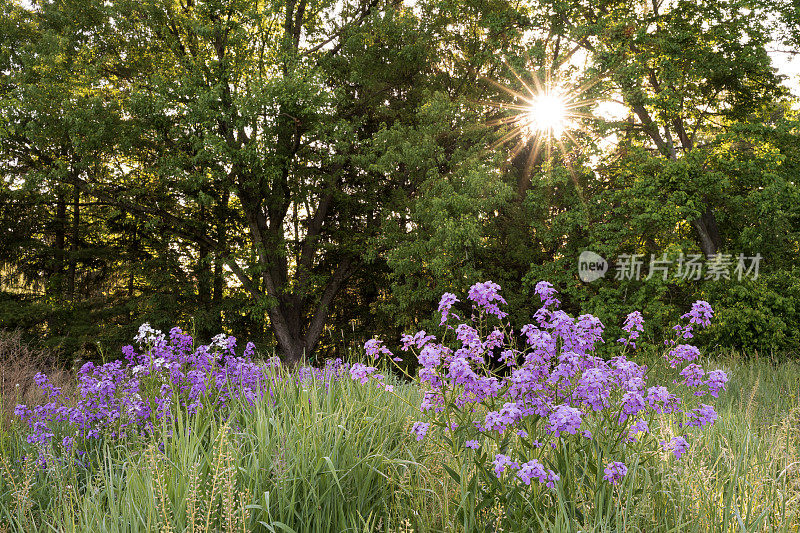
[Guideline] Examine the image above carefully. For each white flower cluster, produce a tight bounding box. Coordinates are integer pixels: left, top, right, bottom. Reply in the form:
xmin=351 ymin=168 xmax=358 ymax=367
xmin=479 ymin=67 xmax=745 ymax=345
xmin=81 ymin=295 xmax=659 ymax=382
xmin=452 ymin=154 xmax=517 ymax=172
xmin=132 ymin=357 xmax=167 ymax=376
xmin=134 ymin=323 xmax=166 ymax=348
xmin=210 ymin=333 xmax=232 ymax=352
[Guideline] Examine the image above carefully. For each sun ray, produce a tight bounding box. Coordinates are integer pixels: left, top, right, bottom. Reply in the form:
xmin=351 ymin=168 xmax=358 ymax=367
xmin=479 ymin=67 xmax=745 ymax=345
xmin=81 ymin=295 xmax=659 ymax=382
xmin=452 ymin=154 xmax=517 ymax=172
xmin=472 ymin=49 xmax=618 ymax=226
xmin=479 ymin=54 xmax=603 ymax=168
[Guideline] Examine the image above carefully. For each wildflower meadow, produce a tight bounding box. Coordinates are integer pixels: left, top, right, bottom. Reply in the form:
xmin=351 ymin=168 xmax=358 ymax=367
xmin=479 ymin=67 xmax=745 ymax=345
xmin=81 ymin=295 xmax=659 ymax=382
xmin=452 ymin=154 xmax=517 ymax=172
xmin=2 ymin=0 xmax=800 ymax=531
xmin=2 ymin=281 xmax=798 ymax=531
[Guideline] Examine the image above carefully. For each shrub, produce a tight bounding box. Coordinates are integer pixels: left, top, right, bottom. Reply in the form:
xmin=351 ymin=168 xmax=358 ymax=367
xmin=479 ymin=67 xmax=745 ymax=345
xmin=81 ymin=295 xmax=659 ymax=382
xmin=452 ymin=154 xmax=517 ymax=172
xmin=704 ymin=270 xmax=800 ymax=356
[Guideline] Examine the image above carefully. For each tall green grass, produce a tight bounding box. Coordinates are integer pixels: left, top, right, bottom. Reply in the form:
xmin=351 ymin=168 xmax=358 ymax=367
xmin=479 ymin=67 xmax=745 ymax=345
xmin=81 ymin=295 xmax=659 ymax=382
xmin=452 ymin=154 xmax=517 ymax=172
xmin=534 ymin=353 xmax=800 ymax=532
xmin=1 ymin=354 xmax=798 ymax=532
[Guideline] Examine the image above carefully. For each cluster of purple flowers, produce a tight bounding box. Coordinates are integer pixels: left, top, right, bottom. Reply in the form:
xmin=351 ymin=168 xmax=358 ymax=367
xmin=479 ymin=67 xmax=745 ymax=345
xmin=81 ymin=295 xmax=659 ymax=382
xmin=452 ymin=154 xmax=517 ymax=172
xmin=438 ymin=293 xmax=460 ymax=325
xmin=16 ymin=324 xmax=348 ymax=455
xmin=667 ymin=344 xmax=700 ymax=368
xmin=492 ymin=453 xmax=518 ymax=477
xmin=411 ymin=422 xmax=430 ymax=441
xmin=662 ymin=436 xmax=690 ymax=459
xmin=363 ymin=280 xmax=729 ymax=491
xmin=365 ymin=338 xmax=399 ymax=361
xmin=684 ymin=403 xmax=719 ymax=428
xmin=618 ymin=311 xmax=644 ymax=348
xmin=516 ymin=458 xmax=559 ymax=488
xmin=603 ymin=461 xmax=628 ymax=485
xmin=467 ymin=281 xmax=508 ymax=319
xmin=670 ymin=301 xmax=714 ymax=342
xmin=349 ymin=362 xmax=394 ymax=392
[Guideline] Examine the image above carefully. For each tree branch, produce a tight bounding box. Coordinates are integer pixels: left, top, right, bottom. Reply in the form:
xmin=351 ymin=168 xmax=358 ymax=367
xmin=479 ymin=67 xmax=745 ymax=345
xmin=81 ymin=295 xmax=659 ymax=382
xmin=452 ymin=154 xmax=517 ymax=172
xmin=300 ymin=0 xmax=380 ymax=57
xmin=302 ymin=256 xmax=360 ymax=348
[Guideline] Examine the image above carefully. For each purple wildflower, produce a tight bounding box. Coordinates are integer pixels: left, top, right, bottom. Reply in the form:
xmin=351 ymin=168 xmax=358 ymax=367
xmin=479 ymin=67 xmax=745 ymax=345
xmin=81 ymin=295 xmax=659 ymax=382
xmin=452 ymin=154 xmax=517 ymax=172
xmin=663 ymin=436 xmax=690 ymax=459
xmin=349 ymin=363 xmax=376 ymax=384
xmin=401 ymin=330 xmax=436 ymax=351
xmin=498 ymin=349 xmax=517 ymax=366
xmin=619 ymin=391 xmax=646 ymax=423
xmin=438 ymin=293 xmax=460 ymax=325
xmin=667 ymin=344 xmax=701 ymax=368
xmin=13 ymin=404 xmax=28 ymax=419
xmin=411 ymin=422 xmax=430 ymax=441
xmin=467 ymin=281 xmax=508 ymax=319
xmin=492 ymin=454 xmax=518 ymax=477
xmin=548 ymin=405 xmax=582 ymax=436
xmin=628 ymin=419 xmax=649 ymax=441
xmin=682 ymin=301 xmax=714 ymax=328
xmin=516 ymin=459 xmax=559 ymax=488
xmin=603 ymin=461 xmax=628 ymax=485
xmin=618 ymin=311 xmax=644 ymax=348
xmin=705 ymin=369 xmax=729 ymax=397
xmin=448 ymin=357 xmax=477 ymax=385
xmin=679 ymin=363 xmax=706 ymax=389
xmin=534 ymin=281 xmax=560 ymax=309
xmin=684 ymin=404 xmax=718 ymax=428
xmin=646 ymin=386 xmax=682 ymax=414
xmin=418 ymin=344 xmax=443 ymax=369
xmin=364 ymin=338 xmax=393 ymax=360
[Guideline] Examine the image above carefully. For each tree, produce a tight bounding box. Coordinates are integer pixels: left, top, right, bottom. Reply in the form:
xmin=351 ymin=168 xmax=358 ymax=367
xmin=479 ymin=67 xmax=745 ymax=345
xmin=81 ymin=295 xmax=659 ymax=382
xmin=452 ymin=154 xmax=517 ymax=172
xmin=2 ymin=0 xmax=798 ymax=360
xmin=529 ymin=0 xmax=786 ymax=257
xmin=2 ymin=0 xmax=507 ymax=363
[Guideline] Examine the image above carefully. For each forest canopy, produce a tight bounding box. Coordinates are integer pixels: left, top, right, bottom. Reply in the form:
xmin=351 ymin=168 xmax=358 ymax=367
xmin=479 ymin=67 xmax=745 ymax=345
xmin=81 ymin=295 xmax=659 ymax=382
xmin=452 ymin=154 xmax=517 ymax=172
xmin=1 ymin=0 xmax=799 ymax=363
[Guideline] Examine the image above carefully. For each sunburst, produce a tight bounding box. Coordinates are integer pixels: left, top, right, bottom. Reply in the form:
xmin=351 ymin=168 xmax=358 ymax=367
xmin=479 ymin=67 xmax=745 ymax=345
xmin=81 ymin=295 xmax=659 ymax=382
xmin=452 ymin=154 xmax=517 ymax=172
xmin=481 ymin=56 xmax=600 ymax=175
xmin=523 ymin=89 xmax=571 ymax=138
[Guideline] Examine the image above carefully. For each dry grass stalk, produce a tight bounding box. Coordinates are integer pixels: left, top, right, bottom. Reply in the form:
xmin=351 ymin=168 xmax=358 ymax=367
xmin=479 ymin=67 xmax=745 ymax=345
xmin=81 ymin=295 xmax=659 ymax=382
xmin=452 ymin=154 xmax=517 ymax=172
xmin=146 ymin=445 xmax=174 ymax=533
xmin=0 ymin=451 xmax=35 ymax=526
xmin=186 ymin=461 xmax=201 ymax=533
xmin=0 ymin=329 xmax=72 ymax=428
xmin=202 ymin=425 xmax=228 ymax=532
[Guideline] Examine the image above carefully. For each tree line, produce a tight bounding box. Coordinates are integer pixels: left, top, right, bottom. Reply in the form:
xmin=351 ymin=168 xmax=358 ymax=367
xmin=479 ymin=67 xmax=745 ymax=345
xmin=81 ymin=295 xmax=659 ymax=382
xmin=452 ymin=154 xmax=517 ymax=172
xmin=1 ymin=0 xmax=799 ymax=364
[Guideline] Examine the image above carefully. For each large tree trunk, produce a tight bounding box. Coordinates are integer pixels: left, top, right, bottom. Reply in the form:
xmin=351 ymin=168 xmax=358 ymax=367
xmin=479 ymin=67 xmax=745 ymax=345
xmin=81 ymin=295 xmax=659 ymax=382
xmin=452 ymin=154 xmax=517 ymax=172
xmin=262 ymin=257 xmax=357 ymax=366
xmin=691 ymin=206 xmax=722 ymax=258
xmin=267 ymin=302 xmax=307 ymax=365
xmin=67 ymin=182 xmax=79 ymax=301
xmin=278 ymin=334 xmax=307 ymax=366
xmin=53 ymin=193 xmax=66 ymax=294
xmin=628 ymin=102 xmax=722 ymax=258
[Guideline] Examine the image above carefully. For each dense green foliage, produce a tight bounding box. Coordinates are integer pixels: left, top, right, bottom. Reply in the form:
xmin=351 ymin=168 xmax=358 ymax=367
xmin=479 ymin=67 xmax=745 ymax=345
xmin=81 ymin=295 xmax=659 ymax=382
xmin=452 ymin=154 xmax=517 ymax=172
xmin=1 ymin=0 xmax=799 ymax=363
